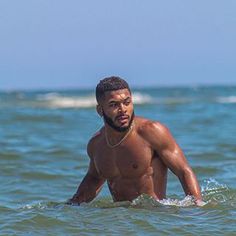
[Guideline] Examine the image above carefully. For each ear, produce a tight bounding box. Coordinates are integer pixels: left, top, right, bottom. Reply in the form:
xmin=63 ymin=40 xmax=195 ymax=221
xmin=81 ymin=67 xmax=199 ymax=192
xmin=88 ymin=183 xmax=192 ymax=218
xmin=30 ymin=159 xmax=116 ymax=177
xmin=96 ymin=104 xmax=103 ymax=117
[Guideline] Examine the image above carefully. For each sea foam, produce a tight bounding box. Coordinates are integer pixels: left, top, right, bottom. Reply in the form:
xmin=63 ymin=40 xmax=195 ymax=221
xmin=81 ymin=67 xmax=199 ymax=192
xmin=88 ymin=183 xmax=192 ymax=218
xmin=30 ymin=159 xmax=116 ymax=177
xmin=216 ymin=96 xmax=236 ymax=104
xmin=36 ymin=92 xmax=153 ymax=108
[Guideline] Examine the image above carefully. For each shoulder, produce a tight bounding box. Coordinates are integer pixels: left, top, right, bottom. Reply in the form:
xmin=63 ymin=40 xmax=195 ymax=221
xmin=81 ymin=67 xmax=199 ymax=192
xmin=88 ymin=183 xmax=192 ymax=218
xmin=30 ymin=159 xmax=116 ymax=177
xmin=136 ymin=117 xmax=169 ymax=137
xmin=87 ymin=128 xmax=104 ymax=158
xmin=135 ymin=117 xmax=171 ymax=147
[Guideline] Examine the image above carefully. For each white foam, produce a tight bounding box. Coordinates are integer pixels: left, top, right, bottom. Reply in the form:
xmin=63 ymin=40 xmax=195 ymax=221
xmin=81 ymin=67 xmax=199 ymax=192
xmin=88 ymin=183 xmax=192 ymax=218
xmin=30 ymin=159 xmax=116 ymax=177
xmin=37 ymin=93 xmax=96 ymax=108
xmin=47 ymin=96 xmax=96 ymax=108
xmin=36 ymin=92 xmax=153 ymax=108
xmin=130 ymin=194 xmax=196 ymax=207
xmin=37 ymin=92 xmax=61 ymax=100
xmin=132 ymin=92 xmax=153 ymax=105
xmin=20 ymin=202 xmax=47 ymax=210
xmin=158 ymin=195 xmax=195 ymax=207
xmin=216 ymin=96 xmax=236 ymax=104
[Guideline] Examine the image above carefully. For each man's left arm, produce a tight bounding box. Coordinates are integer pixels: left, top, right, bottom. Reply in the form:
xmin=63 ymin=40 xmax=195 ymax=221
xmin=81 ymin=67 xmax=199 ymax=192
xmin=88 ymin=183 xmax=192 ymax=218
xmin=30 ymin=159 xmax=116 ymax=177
xmin=144 ymin=121 xmax=203 ymax=205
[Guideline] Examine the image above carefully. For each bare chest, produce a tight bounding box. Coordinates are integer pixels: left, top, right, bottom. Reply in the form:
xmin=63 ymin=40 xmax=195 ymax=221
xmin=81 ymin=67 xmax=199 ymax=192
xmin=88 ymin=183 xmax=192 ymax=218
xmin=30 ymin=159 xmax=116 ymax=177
xmin=93 ymin=136 xmax=153 ymax=179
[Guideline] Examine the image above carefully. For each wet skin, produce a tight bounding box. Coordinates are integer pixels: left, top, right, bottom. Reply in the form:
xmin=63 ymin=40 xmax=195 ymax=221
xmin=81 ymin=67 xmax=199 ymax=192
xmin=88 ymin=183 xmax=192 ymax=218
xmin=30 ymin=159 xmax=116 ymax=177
xmin=69 ymin=89 xmax=203 ymax=204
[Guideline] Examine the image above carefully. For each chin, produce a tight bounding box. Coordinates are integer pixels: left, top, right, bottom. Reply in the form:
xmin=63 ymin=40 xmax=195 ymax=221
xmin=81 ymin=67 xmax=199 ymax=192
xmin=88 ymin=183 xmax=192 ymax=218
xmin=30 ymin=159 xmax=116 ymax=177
xmin=118 ymin=122 xmax=129 ymax=128
xmin=119 ymin=123 xmax=131 ymax=130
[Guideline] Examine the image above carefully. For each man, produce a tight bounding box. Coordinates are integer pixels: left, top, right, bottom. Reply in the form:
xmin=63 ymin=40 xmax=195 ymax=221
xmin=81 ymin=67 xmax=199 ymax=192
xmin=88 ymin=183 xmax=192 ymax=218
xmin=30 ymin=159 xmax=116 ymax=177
xmin=69 ymin=76 xmax=204 ymax=206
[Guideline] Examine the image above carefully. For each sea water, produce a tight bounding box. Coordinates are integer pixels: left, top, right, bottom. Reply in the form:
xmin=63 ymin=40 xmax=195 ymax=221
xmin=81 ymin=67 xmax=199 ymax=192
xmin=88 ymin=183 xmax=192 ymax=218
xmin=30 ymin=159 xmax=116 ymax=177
xmin=0 ymin=86 xmax=235 ymax=235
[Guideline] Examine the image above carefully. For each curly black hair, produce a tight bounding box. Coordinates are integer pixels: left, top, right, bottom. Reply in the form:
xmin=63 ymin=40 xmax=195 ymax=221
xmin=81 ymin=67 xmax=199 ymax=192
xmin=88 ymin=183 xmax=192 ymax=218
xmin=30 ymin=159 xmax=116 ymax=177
xmin=95 ymin=76 xmax=131 ymax=103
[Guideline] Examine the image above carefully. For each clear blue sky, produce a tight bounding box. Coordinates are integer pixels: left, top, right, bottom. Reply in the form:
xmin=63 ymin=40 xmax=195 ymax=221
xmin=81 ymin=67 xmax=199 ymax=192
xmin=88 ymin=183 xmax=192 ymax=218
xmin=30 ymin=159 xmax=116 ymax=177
xmin=1 ymin=0 xmax=236 ymax=90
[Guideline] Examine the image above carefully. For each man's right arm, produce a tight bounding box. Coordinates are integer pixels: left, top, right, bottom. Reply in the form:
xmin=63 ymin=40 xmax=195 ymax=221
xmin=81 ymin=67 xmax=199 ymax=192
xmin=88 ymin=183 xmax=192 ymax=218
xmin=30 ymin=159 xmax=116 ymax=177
xmin=68 ymin=160 xmax=105 ymax=204
xmin=68 ymin=139 xmax=105 ymax=205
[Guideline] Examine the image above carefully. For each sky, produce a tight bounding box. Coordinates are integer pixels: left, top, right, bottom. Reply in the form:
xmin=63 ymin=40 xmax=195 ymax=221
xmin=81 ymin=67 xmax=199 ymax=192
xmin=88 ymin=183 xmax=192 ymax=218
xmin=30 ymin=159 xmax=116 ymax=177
xmin=0 ymin=0 xmax=236 ymax=90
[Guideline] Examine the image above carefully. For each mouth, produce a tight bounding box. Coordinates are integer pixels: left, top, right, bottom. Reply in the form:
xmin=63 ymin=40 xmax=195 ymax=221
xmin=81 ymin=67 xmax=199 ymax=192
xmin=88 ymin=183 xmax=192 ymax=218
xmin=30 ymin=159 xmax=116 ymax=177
xmin=116 ymin=115 xmax=129 ymax=125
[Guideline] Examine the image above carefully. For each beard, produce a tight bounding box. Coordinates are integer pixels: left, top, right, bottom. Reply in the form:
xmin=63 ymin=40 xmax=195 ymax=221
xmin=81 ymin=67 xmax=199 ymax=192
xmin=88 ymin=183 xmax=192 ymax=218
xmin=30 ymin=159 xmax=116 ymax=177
xmin=102 ymin=111 xmax=134 ymax=132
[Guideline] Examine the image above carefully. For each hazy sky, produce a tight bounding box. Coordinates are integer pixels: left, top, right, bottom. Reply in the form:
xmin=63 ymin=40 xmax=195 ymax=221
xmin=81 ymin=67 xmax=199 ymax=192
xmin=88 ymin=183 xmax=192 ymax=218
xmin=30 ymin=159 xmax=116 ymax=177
xmin=1 ymin=0 xmax=236 ymax=90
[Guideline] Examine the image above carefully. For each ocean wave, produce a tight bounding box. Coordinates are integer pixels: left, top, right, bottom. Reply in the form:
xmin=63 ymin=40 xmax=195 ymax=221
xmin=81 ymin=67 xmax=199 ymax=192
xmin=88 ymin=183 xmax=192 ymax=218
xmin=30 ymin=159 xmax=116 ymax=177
xmin=35 ymin=93 xmax=203 ymax=109
xmin=36 ymin=93 xmax=96 ymax=108
xmin=216 ymin=96 xmax=236 ymax=104
xmin=2 ymin=91 xmax=236 ymax=109
xmin=36 ymin=92 xmax=153 ymax=108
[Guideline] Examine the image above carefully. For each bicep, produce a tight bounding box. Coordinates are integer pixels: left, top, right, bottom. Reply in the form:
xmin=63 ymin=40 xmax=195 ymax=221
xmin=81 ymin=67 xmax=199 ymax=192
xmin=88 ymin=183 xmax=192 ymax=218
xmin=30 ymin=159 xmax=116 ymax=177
xmin=87 ymin=158 xmax=103 ymax=181
xmin=86 ymin=141 xmax=105 ymax=182
xmin=160 ymin=143 xmax=189 ymax=176
xmin=148 ymin=122 xmax=190 ymax=176
xmin=79 ymin=158 xmax=105 ymax=195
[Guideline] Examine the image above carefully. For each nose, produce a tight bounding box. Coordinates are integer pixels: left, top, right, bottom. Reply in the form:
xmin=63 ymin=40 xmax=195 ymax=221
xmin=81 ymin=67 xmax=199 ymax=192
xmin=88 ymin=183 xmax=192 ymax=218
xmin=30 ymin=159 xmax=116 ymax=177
xmin=118 ymin=103 xmax=127 ymax=114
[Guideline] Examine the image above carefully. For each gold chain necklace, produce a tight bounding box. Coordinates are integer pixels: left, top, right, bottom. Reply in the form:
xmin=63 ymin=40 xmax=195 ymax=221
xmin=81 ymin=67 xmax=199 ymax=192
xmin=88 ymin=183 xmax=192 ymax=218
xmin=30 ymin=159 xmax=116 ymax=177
xmin=105 ymin=122 xmax=134 ymax=148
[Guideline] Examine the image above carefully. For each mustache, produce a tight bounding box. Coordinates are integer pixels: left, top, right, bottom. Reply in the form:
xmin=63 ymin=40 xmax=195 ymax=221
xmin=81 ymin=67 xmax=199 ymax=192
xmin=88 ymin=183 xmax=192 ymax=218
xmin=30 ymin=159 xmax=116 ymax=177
xmin=115 ymin=115 xmax=129 ymax=120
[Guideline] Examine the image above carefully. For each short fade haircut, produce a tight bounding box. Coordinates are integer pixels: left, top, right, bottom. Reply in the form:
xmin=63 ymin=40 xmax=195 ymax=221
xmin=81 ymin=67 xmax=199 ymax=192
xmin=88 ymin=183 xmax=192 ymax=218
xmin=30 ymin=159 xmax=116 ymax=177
xmin=96 ymin=76 xmax=131 ymax=103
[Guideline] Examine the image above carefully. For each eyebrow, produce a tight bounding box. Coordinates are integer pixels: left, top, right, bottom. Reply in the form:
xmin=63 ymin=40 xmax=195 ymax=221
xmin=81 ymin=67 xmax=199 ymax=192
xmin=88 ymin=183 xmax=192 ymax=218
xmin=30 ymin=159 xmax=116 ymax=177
xmin=108 ymin=96 xmax=131 ymax=104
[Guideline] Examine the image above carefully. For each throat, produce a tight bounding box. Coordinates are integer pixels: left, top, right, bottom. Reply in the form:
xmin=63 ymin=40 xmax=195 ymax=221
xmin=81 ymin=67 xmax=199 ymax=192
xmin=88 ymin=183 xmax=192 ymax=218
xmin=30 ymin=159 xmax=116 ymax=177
xmin=105 ymin=122 xmax=134 ymax=148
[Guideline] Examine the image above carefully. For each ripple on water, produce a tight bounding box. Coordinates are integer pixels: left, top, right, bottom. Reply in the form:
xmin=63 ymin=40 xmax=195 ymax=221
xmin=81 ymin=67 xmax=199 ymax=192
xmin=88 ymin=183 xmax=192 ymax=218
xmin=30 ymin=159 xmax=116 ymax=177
xmin=0 ymin=151 xmax=23 ymax=160
xmin=193 ymin=166 xmax=221 ymax=176
xmin=19 ymin=171 xmax=64 ymax=181
xmin=1 ymin=181 xmax=236 ymax=236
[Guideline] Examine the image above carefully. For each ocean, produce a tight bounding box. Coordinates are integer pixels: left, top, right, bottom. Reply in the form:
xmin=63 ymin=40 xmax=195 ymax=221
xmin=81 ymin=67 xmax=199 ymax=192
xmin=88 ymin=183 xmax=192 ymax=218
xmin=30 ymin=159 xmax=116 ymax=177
xmin=0 ymin=86 xmax=235 ymax=235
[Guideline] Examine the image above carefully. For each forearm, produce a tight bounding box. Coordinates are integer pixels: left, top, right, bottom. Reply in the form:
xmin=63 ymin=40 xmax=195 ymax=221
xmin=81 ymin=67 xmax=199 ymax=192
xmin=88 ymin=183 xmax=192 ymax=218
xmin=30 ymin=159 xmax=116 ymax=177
xmin=69 ymin=174 xmax=104 ymax=204
xmin=179 ymin=168 xmax=202 ymax=201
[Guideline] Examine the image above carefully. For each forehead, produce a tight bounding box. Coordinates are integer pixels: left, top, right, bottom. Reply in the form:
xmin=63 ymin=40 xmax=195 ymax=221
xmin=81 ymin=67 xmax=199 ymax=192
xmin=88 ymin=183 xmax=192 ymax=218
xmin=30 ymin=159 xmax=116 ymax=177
xmin=103 ymin=89 xmax=131 ymax=102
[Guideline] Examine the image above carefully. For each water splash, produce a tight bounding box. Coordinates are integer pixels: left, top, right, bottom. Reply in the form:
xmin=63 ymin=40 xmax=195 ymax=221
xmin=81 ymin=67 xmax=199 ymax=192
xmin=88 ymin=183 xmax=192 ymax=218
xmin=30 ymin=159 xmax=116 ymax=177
xmin=119 ymin=179 xmax=234 ymax=208
xmin=158 ymin=195 xmax=195 ymax=207
xmin=19 ymin=201 xmax=65 ymax=211
xmin=130 ymin=195 xmax=196 ymax=208
xmin=201 ymin=178 xmax=233 ymax=205
xmin=18 ymin=179 xmax=235 ymax=211
xmin=130 ymin=194 xmax=162 ymax=208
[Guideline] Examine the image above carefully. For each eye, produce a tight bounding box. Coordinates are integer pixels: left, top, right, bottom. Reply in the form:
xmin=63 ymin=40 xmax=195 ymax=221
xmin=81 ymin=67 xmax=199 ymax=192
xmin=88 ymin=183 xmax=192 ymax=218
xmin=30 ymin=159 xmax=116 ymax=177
xmin=124 ymin=100 xmax=131 ymax=106
xmin=109 ymin=103 xmax=118 ymax=108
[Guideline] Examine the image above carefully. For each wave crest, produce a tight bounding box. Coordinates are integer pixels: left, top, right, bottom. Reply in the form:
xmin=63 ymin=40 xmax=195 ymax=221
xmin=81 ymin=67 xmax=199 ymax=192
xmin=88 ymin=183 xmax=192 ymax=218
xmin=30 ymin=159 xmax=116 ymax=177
xmin=36 ymin=92 xmax=153 ymax=108
xmin=216 ymin=96 xmax=236 ymax=104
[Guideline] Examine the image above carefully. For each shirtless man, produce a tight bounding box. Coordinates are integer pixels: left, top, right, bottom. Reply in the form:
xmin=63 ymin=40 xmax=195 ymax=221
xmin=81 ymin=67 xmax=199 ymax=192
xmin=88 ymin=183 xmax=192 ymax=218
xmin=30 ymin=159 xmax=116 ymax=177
xmin=69 ymin=76 xmax=203 ymax=205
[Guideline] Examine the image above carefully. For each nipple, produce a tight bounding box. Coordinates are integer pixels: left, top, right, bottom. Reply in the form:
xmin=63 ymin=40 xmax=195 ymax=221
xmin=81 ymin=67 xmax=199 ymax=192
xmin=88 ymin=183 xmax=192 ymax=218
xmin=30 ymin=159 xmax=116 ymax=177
xmin=132 ymin=163 xmax=138 ymax=169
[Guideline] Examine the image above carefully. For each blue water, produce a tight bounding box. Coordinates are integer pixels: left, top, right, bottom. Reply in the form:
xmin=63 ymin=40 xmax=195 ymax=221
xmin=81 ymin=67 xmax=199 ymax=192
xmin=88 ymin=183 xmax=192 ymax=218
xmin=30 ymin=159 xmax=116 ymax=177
xmin=0 ymin=86 xmax=236 ymax=235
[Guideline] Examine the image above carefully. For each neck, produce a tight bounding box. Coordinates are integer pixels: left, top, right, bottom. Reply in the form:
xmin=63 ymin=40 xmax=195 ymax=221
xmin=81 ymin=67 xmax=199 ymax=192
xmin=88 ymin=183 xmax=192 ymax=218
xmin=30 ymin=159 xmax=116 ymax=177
xmin=105 ymin=123 xmax=128 ymax=137
xmin=104 ymin=121 xmax=134 ymax=148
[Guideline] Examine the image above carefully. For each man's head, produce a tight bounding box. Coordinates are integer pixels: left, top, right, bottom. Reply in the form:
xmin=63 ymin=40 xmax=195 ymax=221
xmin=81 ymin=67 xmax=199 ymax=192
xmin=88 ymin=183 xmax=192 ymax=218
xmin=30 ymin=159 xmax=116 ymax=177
xmin=96 ymin=76 xmax=134 ymax=132
xmin=96 ymin=76 xmax=131 ymax=103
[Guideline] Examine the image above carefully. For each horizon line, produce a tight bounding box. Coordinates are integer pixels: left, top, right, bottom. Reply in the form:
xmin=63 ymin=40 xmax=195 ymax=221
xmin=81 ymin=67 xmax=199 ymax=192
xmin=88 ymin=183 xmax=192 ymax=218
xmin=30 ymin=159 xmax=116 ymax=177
xmin=1 ymin=82 xmax=236 ymax=92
